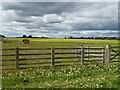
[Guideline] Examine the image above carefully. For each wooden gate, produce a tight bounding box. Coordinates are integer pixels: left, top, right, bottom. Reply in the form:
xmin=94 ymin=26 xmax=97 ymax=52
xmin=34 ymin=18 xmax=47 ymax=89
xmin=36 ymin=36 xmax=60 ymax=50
xmin=75 ymin=44 xmax=120 ymax=65
xmin=110 ymin=45 xmax=120 ymax=62
xmin=75 ymin=45 xmax=105 ymax=65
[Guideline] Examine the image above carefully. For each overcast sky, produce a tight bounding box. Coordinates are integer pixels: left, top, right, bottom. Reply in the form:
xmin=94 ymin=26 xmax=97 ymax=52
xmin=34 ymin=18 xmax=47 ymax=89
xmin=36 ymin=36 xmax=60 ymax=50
xmin=1 ymin=2 xmax=118 ymax=38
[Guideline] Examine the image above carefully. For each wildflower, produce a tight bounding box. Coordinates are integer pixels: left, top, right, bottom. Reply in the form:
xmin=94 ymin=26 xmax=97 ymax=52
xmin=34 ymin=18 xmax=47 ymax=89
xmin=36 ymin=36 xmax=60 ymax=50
xmin=96 ymin=84 xmax=99 ymax=88
xmin=75 ymin=80 xmax=79 ymax=82
xmin=8 ymin=73 xmax=11 ymax=76
xmin=101 ymin=78 xmax=105 ymax=80
xmin=87 ymin=78 xmax=90 ymax=81
xmin=80 ymin=82 xmax=82 ymax=85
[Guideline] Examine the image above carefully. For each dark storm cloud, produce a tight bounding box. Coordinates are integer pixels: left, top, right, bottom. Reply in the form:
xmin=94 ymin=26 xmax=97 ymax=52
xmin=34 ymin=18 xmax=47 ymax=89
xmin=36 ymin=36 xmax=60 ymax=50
xmin=3 ymin=2 xmax=113 ymax=18
xmin=2 ymin=2 xmax=77 ymax=16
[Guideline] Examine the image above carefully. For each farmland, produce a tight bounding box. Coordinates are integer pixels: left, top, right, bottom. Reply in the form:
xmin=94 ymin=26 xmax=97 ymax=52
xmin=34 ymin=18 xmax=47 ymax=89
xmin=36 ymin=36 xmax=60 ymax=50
xmin=1 ymin=38 xmax=120 ymax=88
xmin=4 ymin=38 xmax=119 ymax=44
xmin=2 ymin=38 xmax=119 ymax=49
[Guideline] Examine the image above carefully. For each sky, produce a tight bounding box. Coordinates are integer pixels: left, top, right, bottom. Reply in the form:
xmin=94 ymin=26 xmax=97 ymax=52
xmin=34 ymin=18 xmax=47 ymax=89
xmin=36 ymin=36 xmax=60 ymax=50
xmin=1 ymin=1 xmax=119 ymax=38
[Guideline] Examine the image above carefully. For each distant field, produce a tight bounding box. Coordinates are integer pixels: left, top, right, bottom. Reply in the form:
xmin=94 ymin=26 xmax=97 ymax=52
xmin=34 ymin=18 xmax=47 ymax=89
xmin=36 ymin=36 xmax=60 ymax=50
xmin=5 ymin=38 xmax=119 ymax=43
xmin=2 ymin=38 xmax=119 ymax=49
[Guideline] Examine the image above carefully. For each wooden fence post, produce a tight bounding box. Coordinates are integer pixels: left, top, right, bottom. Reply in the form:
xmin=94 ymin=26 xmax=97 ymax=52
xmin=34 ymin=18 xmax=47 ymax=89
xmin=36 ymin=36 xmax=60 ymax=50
xmin=102 ymin=47 xmax=105 ymax=63
xmin=87 ymin=46 xmax=89 ymax=61
xmin=81 ymin=46 xmax=84 ymax=65
xmin=105 ymin=44 xmax=111 ymax=64
xmin=51 ymin=48 xmax=55 ymax=67
xmin=16 ymin=48 xmax=19 ymax=71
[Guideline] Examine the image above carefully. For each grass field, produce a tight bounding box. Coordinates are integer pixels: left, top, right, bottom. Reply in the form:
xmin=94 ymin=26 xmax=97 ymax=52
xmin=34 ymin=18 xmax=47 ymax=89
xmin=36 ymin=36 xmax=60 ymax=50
xmin=2 ymin=38 xmax=119 ymax=48
xmin=2 ymin=64 xmax=119 ymax=88
xmin=4 ymin=37 xmax=119 ymax=44
xmin=1 ymin=38 xmax=120 ymax=88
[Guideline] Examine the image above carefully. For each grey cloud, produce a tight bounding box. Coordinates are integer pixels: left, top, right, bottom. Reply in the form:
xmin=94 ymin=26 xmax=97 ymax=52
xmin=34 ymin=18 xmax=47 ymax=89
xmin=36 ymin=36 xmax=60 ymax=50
xmin=2 ymin=2 xmax=118 ymax=37
xmin=71 ymin=19 xmax=117 ymax=30
xmin=43 ymin=14 xmax=64 ymax=23
xmin=2 ymin=2 xmax=77 ymax=17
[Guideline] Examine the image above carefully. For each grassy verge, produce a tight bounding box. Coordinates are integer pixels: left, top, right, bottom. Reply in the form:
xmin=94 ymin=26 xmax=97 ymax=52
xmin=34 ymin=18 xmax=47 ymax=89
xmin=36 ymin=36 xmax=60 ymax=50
xmin=2 ymin=64 xmax=119 ymax=88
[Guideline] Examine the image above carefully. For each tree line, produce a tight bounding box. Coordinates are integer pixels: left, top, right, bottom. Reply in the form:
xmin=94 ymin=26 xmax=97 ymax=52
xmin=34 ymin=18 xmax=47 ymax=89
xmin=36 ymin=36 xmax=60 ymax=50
xmin=67 ymin=36 xmax=120 ymax=40
xmin=21 ymin=35 xmax=49 ymax=38
xmin=11 ymin=35 xmax=120 ymax=40
xmin=1 ymin=34 xmax=120 ymax=40
xmin=22 ymin=35 xmax=32 ymax=38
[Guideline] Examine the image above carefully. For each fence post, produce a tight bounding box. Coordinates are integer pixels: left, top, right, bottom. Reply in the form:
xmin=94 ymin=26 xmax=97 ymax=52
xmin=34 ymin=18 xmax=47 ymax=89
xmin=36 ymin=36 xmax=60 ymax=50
xmin=102 ymin=47 xmax=105 ymax=63
xmin=105 ymin=44 xmax=111 ymax=64
xmin=16 ymin=48 xmax=19 ymax=71
xmin=81 ymin=46 xmax=84 ymax=65
xmin=87 ymin=46 xmax=89 ymax=61
xmin=51 ymin=48 xmax=55 ymax=67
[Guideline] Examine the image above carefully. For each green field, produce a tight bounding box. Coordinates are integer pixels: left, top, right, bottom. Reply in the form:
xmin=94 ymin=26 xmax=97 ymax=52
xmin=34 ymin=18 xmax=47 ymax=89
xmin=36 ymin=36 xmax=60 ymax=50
xmin=1 ymin=38 xmax=120 ymax=88
xmin=4 ymin=38 xmax=119 ymax=45
xmin=2 ymin=38 xmax=119 ymax=49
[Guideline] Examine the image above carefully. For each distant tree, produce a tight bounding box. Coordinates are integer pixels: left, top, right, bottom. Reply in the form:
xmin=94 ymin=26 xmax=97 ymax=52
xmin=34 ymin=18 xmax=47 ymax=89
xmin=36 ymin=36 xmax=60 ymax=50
xmin=65 ymin=37 xmax=67 ymax=39
xmin=95 ymin=37 xmax=101 ymax=39
xmin=2 ymin=35 xmax=5 ymax=38
xmin=117 ymin=37 xmax=119 ymax=40
xmin=68 ymin=36 xmax=73 ymax=39
xmin=22 ymin=35 xmax=27 ymax=38
xmin=91 ymin=37 xmax=94 ymax=39
xmin=80 ymin=37 xmax=83 ymax=39
xmin=28 ymin=35 xmax=32 ymax=38
xmin=0 ymin=34 xmax=5 ymax=38
xmin=41 ymin=36 xmax=44 ymax=38
xmin=87 ymin=37 xmax=90 ymax=39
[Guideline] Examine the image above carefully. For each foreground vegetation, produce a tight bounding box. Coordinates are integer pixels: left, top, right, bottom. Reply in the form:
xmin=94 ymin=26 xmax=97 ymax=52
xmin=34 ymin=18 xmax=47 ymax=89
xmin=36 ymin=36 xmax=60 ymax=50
xmin=2 ymin=38 xmax=119 ymax=88
xmin=2 ymin=64 xmax=119 ymax=88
